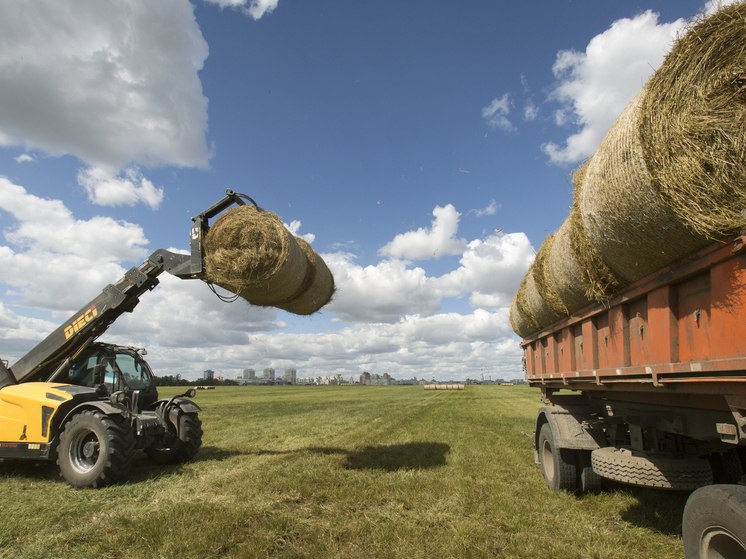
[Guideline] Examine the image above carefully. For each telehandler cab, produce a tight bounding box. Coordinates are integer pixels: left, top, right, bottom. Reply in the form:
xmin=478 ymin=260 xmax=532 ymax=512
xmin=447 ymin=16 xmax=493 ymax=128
xmin=0 ymin=190 xmax=255 ymax=488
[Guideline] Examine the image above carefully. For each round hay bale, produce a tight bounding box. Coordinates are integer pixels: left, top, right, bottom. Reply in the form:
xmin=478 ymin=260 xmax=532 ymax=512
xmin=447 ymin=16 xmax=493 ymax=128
xmin=581 ymin=86 xmax=710 ymax=284
xmin=569 ymin=206 xmax=624 ymax=302
xmin=640 ymin=3 xmax=746 ymax=237
xmin=203 ymin=205 xmax=309 ymax=306
xmin=509 ymin=296 xmax=535 ymax=338
xmin=275 ymin=237 xmax=336 ymax=315
xmin=549 ymin=218 xmax=590 ymax=315
xmin=511 ymin=275 xmax=540 ymax=337
xmin=525 ymin=270 xmax=565 ymax=330
xmin=532 ymin=233 xmax=568 ymax=318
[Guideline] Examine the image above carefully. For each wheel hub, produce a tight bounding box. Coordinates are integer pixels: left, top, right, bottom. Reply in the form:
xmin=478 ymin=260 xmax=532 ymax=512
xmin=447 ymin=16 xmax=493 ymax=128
xmin=83 ymin=441 xmax=98 ymax=459
xmin=701 ymin=526 xmax=746 ymax=559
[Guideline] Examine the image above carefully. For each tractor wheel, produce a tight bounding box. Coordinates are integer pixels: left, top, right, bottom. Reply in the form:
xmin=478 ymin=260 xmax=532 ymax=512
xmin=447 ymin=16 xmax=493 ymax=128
xmin=538 ymin=422 xmax=578 ymax=493
xmin=57 ymin=410 xmax=135 ymax=488
xmin=592 ymin=447 xmax=712 ymax=490
xmin=144 ymin=411 xmax=202 ymax=465
xmin=683 ymin=484 xmax=746 ymax=559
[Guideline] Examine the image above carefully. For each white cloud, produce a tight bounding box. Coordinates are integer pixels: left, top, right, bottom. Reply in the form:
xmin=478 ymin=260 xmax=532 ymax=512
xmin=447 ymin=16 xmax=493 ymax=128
xmin=437 ymin=232 xmax=535 ymax=308
xmin=133 ymin=309 xmax=523 ymax=382
xmin=541 ymin=10 xmax=685 ymax=164
xmin=0 ymin=1 xmax=211 ymax=206
xmin=204 ymin=0 xmax=279 ymax=19
xmin=14 ymin=154 xmax=33 ymax=163
xmin=0 ymin=178 xmax=149 ymax=311
xmin=324 ymin=222 xmax=534 ymax=324
xmin=104 ymin=274 xmax=286 ymax=349
xmin=378 ymin=204 xmax=468 ymax=260
xmin=284 ymin=219 xmax=316 ymax=244
xmin=324 ymin=253 xmax=442 ymax=323
xmin=524 ymin=100 xmax=539 ymax=122
xmin=481 ymin=93 xmax=515 ymax=132
xmin=472 ymin=199 xmax=500 ymax=218
xmin=77 ymin=166 xmax=165 ymax=210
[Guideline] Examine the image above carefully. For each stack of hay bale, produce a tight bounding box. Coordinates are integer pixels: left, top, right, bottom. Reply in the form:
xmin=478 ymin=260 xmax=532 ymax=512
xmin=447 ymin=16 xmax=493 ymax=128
xmin=202 ymin=204 xmax=335 ymax=315
xmin=511 ymin=3 xmax=746 ymax=338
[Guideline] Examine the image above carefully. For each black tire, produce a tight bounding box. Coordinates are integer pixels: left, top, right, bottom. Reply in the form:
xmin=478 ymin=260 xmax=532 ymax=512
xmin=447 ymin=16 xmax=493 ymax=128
xmin=578 ymin=450 xmax=602 ymax=495
xmin=592 ymin=447 xmax=712 ymax=490
xmin=683 ymin=484 xmax=746 ymax=559
xmin=144 ymin=411 xmax=202 ymax=465
xmin=57 ymin=410 xmax=135 ymax=489
xmin=707 ymin=451 xmax=744 ymax=485
xmin=538 ymin=422 xmax=578 ymax=492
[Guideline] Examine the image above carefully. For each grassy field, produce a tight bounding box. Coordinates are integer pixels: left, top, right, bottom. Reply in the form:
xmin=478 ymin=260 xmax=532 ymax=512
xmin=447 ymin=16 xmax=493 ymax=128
xmin=0 ymin=385 xmax=689 ymax=558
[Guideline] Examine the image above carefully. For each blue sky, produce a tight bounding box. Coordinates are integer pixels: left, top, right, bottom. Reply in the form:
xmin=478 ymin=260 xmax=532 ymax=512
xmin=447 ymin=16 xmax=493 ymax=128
xmin=0 ymin=0 xmax=728 ymax=381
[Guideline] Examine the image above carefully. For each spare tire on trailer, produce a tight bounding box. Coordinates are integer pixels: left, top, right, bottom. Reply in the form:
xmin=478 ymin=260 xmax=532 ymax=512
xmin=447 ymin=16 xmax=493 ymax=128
xmin=683 ymin=484 xmax=746 ymax=559
xmin=591 ymin=447 xmax=712 ymax=490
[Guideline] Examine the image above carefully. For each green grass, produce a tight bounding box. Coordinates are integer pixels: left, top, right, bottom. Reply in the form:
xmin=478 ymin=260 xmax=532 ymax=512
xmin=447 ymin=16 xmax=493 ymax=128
xmin=0 ymin=386 xmax=688 ymax=558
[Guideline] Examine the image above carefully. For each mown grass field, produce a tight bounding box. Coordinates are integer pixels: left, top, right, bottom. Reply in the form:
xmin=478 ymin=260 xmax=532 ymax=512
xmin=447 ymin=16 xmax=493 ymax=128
xmin=0 ymin=385 xmax=689 ymax=558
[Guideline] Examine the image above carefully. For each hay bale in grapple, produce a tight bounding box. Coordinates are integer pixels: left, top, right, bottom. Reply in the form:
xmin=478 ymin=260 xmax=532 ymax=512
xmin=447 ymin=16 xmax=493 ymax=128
xmin=275 ymin=237 xmax=336 ymax=315
xmin=580 ymin=86 xmax=709 ymax=285
xmin=203 ymin=205 xmax=309 ymax=307
xmin=640 ymin=3 xmax=746 ymax=237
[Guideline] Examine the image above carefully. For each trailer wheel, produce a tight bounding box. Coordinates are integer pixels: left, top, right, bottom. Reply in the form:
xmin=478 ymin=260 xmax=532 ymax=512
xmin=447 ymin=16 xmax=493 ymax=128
xmin=578 ymin=450 xmax=602 ymax=495
xmin=592 ymin=447 xmax=712 ymax=490
xmin=144 ymin=411 xmax=202 ymax=464
xmin=683 ymin=484 xmax=746 ymax=559
xmin=57 ymin=410 xmax=135 ymax=489
xmin=538 ymin=423 xmax=578 ymax=492
xmin=707 ymin=451 xmax=743 ymax=485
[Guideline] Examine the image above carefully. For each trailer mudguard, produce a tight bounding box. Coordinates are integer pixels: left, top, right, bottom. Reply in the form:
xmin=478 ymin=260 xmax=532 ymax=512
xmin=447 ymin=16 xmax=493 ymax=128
xmin=534 ymin=406 xmax=604 ymax=456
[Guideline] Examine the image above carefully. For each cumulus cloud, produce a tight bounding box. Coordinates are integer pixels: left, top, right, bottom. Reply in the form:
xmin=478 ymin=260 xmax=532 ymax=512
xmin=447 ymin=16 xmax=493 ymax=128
xmin=378 ymin=205 xmax=468 ymax=260
xmin=481 ymin=93 xmax=515 ymax=132
xmin=437 ymin=232 xmax=535 ymax=308
xmin=324 ymin=253 xmax=442 ymax=323
xmin=0 ymin=178 xmax=149 ymax=311
xmin=0 ymin=301 xmax=58 ymax=362
xmin=204 ymin=0 xmax=279 ymax=19
xmin=134 ymin=309 xmax=523 ymax=382
xmin=325 ymin=218 xmax=534 ymax=324
xmin=77 ymin=166 xmax=165 ymax=210
xmin=14 ymin=154 xmax=34 ymax=163
xmin=105 ymin=274 xmax=286 ymax=349
xmin=0 ymin=1 xmax=211 ymax=206
xmin=542 ymin=10 xmax=685 ymax=164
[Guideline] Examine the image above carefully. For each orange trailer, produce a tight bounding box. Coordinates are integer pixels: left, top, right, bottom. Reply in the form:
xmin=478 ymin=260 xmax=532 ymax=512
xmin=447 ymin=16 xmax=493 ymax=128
xmin=521 ymin=235 xmax=746 ymax=558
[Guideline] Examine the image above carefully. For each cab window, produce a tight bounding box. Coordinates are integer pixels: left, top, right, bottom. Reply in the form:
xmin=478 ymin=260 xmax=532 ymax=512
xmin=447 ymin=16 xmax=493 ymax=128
xmin=114 ymin=353 xmax=152 ymax=390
